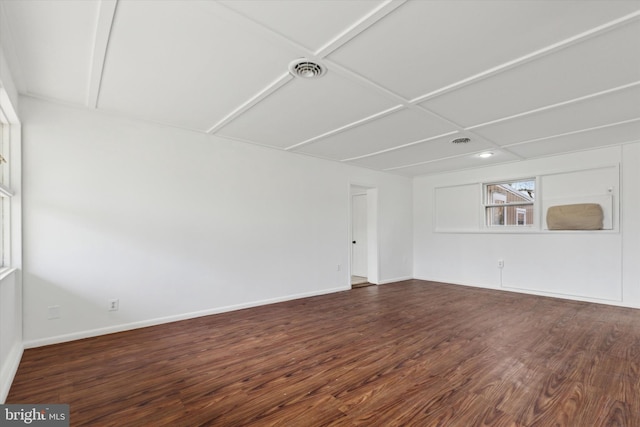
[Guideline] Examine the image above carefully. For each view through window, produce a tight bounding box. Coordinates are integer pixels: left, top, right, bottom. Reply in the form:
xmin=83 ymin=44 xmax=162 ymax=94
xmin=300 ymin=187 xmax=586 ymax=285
xmin=484 ymin=179 xmax=535 ymax=227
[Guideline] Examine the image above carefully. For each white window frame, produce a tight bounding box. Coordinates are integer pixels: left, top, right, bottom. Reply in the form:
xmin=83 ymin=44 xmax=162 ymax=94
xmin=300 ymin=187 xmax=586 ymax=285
xmin=0 ymin=110 xmax=14 ymax=269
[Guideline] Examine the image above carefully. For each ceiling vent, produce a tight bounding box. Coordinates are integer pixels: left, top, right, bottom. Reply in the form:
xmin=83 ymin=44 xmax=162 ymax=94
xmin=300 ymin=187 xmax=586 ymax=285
xmin=288 ymin=59 xmax=326 ymax=79
xmin=450 ymin=137 xmax=471 ymax=144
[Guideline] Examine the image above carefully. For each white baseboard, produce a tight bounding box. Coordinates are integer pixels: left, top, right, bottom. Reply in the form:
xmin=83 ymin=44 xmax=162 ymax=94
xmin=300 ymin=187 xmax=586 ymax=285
xmin=377 ymin=276 xmax=414 ymax=285
xmin=23 ymin=286 xmax=348 ymax=349
xmin=413 ymin=275 xmax=640 ymax=309
xmin=0 ymin=342 xmax=23 ymax=403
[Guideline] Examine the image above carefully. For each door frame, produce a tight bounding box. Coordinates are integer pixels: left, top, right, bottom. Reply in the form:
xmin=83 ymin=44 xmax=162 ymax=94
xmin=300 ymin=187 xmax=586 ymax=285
xmin=351 ymin=193 xmax=368 ymax=278
xmin=349 ymin=184 xmax=379 ymax=286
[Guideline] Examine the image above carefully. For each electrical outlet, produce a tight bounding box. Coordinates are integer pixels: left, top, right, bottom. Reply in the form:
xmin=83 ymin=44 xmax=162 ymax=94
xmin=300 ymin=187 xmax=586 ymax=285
xmin=497 ymin=259 xmax=504 ymax=269
xmin=108 ymin=299 xmax=119 ymax=311
xmin=48 ymin=305 xmax=60 ymax=320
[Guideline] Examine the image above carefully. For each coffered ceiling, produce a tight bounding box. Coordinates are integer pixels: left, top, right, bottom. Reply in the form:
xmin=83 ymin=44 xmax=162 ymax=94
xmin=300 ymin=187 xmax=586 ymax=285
xmin=1 ymin=0 xmax=639 ymax=176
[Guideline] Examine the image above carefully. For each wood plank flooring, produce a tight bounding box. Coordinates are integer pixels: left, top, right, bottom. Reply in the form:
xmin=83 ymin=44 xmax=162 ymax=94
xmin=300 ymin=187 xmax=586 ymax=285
xmin=7 ymin=280 xmax=640 ymax=426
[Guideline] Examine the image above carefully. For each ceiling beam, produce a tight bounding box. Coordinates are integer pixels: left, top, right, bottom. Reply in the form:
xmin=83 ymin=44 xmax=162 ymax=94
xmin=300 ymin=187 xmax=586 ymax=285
xmin=0 ymin=1 xmax=27 ymax=95
xmin=209 ymin=0 xmax=409 ymax=139
xmin=285 ymin=105 xmax=404 ymax=151
xmin=465 ymin=81 xmax=640 ymax=131
xmin=314 ymin=0 xmax=407 ymax=58
xmin=207 ymin=72 xmax=293 ymax=134
xmin=503 ymin=117 xmax=640 ymax=148
xmin=410 ymin=10 xmax=640 ymax=106
xmin=86 ymin=0 xmax=118 ymax=108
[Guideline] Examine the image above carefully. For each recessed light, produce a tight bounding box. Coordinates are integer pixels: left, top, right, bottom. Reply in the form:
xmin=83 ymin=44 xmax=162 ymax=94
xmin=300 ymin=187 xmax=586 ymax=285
xmin=478 ymin=152 xmax=494 ymax=158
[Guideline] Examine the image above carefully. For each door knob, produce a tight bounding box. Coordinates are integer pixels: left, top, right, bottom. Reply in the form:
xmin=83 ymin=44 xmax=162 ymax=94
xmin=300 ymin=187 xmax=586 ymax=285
xmin=352 ymin=241 xmax=356 ymax=244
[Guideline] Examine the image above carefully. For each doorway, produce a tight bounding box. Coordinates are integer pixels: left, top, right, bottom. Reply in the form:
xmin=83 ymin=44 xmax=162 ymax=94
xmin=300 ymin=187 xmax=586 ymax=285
xmin=350 ymin=185 xmax=378 ymax=288
xmin=351 ymin=193 xmax=368 ymax=286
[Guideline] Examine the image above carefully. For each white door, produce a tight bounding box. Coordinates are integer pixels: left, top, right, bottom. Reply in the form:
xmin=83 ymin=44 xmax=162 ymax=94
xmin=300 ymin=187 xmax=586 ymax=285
xmin=351 ymin=194 xmax=368 ymax=277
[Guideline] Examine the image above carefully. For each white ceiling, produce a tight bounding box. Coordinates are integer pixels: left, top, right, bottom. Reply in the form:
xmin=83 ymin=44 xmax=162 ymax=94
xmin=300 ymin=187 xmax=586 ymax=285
xmin=1 ymin=0 xmax=639 ymax=177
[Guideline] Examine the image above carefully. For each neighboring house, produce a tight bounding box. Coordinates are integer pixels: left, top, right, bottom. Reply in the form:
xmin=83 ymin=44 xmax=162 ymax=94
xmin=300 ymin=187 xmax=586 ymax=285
xmin=486 ymin=182 xmax=535 ymax=226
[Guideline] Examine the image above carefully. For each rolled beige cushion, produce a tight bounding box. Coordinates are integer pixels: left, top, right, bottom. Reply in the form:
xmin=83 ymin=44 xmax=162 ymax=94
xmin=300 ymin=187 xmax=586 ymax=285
xmin=546 ymin=203 xmax=604 ymax=230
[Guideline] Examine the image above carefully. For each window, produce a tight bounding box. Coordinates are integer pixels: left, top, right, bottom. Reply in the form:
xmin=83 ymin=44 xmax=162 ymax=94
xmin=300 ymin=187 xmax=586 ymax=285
xmin=484 ymin=179 xmax=535 ymax=227
xmin=0 ymin=86 xmax=18 ymax=271
xmin=0 ymin=121 xmax=13 ymax=268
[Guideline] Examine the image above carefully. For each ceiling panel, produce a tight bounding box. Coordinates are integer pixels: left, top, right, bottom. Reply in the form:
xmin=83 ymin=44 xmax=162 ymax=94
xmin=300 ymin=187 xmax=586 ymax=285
xmin=385 ymin=150 xmax=521 ymax=177
xmin=421 ymin=19 xmax=640 ymax=128
xmin=218 ymin=0 xmax=386 ymax=52
xmin=473 ymin=85 xmax=640 ymax=145
xmin=217 ymin=71 xmax=396 ymax=149
xmin=294 ymin=107 xmax=457 ymax=160
xmin=348 ymin=133 xmax=495 ymax=170
xmin=0 ymin=0 xmax=98 ymax=104
xmin=2 ymin=0 xmax=639 ymax=177
xmin=506 ymin=120 xmax=640 ymax=158
xmin=98 ymin=1 xmax=299 ymax=131
xmin=328 ymin=0 xmax=640 ymax=99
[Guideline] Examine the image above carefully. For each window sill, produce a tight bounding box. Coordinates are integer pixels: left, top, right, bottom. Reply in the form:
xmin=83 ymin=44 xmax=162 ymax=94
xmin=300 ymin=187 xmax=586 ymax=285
xmin=0 ymin=267 xmax=17 ymax=282
xmin=435 ymin=228 xmax=618 ymax=235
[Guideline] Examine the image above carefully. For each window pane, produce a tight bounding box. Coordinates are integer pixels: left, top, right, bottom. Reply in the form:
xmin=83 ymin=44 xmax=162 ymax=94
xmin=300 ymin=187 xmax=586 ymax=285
xmin=486 ymin=206 xmax=505 ymax=226
xmin=486 ymin=204 xmax=535 ymax=226
xmin=485 ymin=179 xmax=535 ymax=227
xmin=486 ymin=180 xmax=535 ymax=204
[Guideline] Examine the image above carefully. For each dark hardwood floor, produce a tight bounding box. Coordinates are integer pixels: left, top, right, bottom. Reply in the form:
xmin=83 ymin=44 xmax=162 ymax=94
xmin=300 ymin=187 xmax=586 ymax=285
xmin=8 ymin=280 xmax=640 ymax=426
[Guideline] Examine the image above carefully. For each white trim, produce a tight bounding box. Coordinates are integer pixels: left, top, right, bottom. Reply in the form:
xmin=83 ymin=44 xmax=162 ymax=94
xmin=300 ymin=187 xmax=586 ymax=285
xmin=207 ymin=72 xmax=293 ymax=134
xmin=0 ymin=182 xmax=13 ymax=197
xmin=465 ymin=82 xmax=640 ymax=131
xmin=214 ymin=1 xmax=312 ymax=57
xmin=0 ymin=5 xmax=26 ymax=95
xmin=377 ymin=276 xmax=414 ymax=285
xmin=413 ymin=276 xmax=639 ymax=309
xmin=342 ymin=130 xmax=459 ymax=162
xmin=502 ymin=117 xmax=640 ymax=148
xmin=314 ymin=0 xmax=407 ymax=57
xmin=348 ymin=182 xmax=379 ymax=287
xmin=0 ymin=90 xmax=19 ymax=124
xmin=86 ymin=0 xmax=118 ymax=108
xmin=0 ymin=267 xmax=16 ymax=282
xmin=409 ymin=11 xmax=640 ymax=105
xmin=23 ymin=286 xmax=348 ymax=349
xmin=0 ymin=342 xmax=23 ymax=403
xmin=286 ymin=105 xmax=403 ymax=151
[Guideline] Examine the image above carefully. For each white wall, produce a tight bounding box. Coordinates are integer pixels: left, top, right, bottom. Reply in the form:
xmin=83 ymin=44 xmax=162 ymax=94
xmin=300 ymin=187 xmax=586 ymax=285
xmin=20 ymin=97 xmax=413 ymax=347
xmin=621 ymin=143 xmax=640 ymax=306
xmin=0 ymin=46 xmax=19 ymax=112
xmin=414 ymin=144 xmax=640 ymax=308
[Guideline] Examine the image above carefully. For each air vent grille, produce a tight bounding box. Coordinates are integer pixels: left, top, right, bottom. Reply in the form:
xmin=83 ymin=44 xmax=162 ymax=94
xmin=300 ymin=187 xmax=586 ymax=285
xmin=451 ymin=137 xmax=471 ymax=144
xmin=288 ymin=59 xmax=326 ymax=79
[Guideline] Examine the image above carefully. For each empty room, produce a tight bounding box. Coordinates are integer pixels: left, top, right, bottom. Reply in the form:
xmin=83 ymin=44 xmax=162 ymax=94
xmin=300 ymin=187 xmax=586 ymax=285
xmin=1 ymin=0 xmax=639 ymax=425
